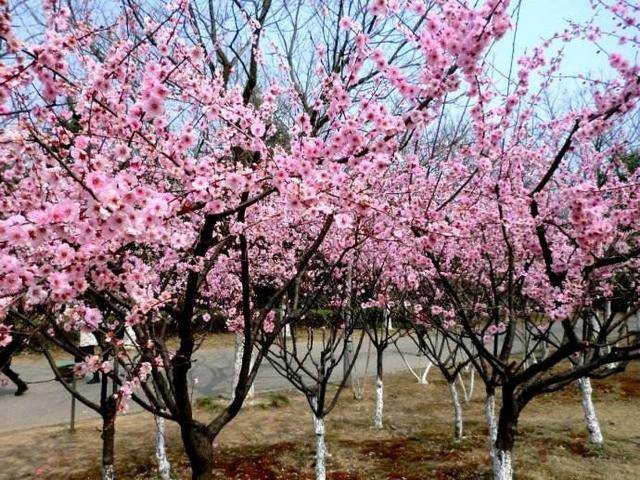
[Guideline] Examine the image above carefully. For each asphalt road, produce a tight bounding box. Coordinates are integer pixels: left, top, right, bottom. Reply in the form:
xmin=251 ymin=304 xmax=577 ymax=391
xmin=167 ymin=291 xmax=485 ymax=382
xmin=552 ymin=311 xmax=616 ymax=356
xmin=0 ymin=335 xmax=428 ymax=432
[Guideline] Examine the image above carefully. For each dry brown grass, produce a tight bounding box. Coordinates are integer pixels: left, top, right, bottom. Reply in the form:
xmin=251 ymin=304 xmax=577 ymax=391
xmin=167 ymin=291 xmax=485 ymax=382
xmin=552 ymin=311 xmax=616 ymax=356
xmin=1 ymin=364 xmax=639 ymax=480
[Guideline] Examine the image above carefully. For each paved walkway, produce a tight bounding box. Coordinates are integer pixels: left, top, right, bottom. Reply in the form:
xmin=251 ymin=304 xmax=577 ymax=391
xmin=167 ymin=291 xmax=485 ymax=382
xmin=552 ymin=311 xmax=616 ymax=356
xmin=0 ymin=336 xmax=428 ymax=432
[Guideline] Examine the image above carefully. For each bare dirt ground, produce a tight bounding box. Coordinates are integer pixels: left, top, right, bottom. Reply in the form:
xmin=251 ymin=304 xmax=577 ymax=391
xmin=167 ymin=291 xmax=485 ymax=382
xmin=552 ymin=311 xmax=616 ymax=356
xmin=2 ymin=363 xmax=639 ymax=480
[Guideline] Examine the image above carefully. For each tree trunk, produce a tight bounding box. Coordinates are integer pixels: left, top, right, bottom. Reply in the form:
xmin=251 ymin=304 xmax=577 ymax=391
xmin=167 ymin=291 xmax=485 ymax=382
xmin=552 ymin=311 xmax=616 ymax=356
xmin=181 ymin=423 xmax=213 ymax=480
xmin=448 ymin=381 xmax=463 ymax=441
xmin=373 ymin=348 xmax=384 ymax=429
xmin=458 ymin=372 xmax=469 ymax=402
xmin=493 ymin=449 xmax=513 ymax=480
xmin=314 ymin=415 xmax=326 ymax=480
xmin=231 ymin=332 xmax=243 ymax=401
xmin=486 ymin=391 xmax=497 ymax=459
xmin=419 ymin=360 xmax=432 ymax=384
xmin=384 ymin=308 xmax=393 ymax=330
xmin=468 ymin=368 xmax=475 ymax=401
xmin=155 ymin=416 xmax=171 ymax=480
xmin=279 ymin=298 xmax=292 ymax=339
xmin=101 ymin=402 xmax=117 ymax=480
xmin=343 ymin=339 xmax=353 ymax=389
xmin=231 ymin=332 xmax=255 ymax=401
xmin=494 ymin=388 xmax=519 ymax=480
xmin=578 ymin=377 xmax=604 ymax=444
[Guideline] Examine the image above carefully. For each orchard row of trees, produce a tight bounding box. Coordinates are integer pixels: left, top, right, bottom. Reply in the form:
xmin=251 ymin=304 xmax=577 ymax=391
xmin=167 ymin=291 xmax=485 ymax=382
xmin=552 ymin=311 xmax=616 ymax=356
xmin=1 ymin=0 xmax=639 ymax=479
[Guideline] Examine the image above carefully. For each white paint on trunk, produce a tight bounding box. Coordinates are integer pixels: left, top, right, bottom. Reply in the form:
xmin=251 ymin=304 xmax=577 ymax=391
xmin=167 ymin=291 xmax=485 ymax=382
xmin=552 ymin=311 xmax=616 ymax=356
xmin=493 ymin=449 xmax=513 ymax=480
xmin=394 ymin=341 xmax=431 ymax=385
xmin=102 ymin=464 xmax=115 ymax=480
xmin=486 ymin=394 xmax=497 ymax=459
xmin=449 ymin=381 xmax=463 ymax=440
xmin=247 ymin=353 xmax=255 ymax=400
xmin=278 ymin=299 xmax=291 ymax=339
xmin=578 ymin=377 xmax=604 ymax=444
xmin=457 ymin=372 xmax=469 ymax=402
xmin=155 ymin=416 xmax=171 ymax=480
xmin=468 ymin=368 xmax=475 ymax=401
xmin=384 ymin=308 xmax=393 ymax=330
xmin=231 ymin=332 xmax=243 ymax=401
xmin=231 ymin=331 xmax=255 ymax=401
xmin=373 ymin=376 xmax=384 ymax=428
xmin=314 ymin=415 xmax=326 ymax=480
xmin=420 ymin=361 xmax=432 ymax=384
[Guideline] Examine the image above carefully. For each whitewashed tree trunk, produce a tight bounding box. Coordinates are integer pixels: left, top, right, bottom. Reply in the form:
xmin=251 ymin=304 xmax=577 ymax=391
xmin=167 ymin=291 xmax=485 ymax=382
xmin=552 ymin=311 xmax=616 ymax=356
xmin=457 ymin=372 xmax=469 ymax=402
xmin=373 ymin=348 xmax=384 ymax=428
xmin=231 ymin=331 xmax=254 ymax=401
xmin=468 ymin=368 xmax=475 ymax=401
xmin=493 ymin=449 xmax=513 ymax=480
xmin=314 ymin=415 xmax=326 ymax=480
xmin=449 ymin=381 xmax=463 ymax=440
xmin=602 ymin=303 xmax=614 ymax=367
xmin=155 ymin=416 xmax=171 ymax=480
xmin=231 ymin=331 xmax=243 ymax=401
xmin=384 ymin=308 xmax=393 ymax=330
xmin=278 ymin=298 xmax=291 ymax=339
xmin=374 ymin=376 xmax=384 ymax=428
xmin=420 ymin=360 xmax=432 ymax=384
xmin=395 ymin=342 xmax=431 ymax=384
xmin=578 ymin=377 xmax=604 ymax=444
xmin=344 ymin=339 xmax=354 ymax=390
xmin=102 ymin=465 xmax=115 ymax=480
xmin=486 ymin=394 xmax=497 ymax=459
xmin=247 ymin=354 xmax=255 ymax=400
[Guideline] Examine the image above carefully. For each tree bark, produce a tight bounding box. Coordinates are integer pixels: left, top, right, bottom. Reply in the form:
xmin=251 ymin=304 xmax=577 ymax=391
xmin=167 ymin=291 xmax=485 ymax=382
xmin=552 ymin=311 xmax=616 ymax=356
xmin=578 ymin=377 xmax=604 ymax=444
xmin=458 ymin=372 xmax=469 ymax=402
xmin=101 ymin=400 xmax=117 ymax=480
xmin=155 ymin=415 xmax=171 ymax=480
xmin=493 ymin=449 xmax=513 ymax=480
xmin=314 ymin=415 xmax=326 ymax=480
xmin=494 ymin=387 xmax=519 ymax=480
xmin=486 ymin=391 xmax=497 ymax=459
xmin=384 ymin=308 xmax=393 ymax=330
xmin=448 ymin=381 xmax=463 ymax=441
xmin=231 ymin=331 xmax=255 ymax=402
xmin=468 ymin=368 xmax=475 ymax=401
xmin=373 ymin=348 xmax=384 ymax=429
xmin=231 ymin=332 xmax=244 ymax=401
xmin=181 ymin=422 xmax=213 ymax=480
xmin=419 ymin=360 xmax=432 ymax=384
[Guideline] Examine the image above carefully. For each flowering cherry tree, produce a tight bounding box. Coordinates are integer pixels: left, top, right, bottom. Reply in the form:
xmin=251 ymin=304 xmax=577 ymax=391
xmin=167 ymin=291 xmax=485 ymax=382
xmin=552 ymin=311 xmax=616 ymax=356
xmin=2 ymin=0 xmax=639 ymax=479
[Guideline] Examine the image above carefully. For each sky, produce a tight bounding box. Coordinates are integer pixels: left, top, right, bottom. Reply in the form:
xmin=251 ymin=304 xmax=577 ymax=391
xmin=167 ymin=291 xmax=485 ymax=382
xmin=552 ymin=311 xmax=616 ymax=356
xmin=490 ymin=0 xmax=638 ymax=87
